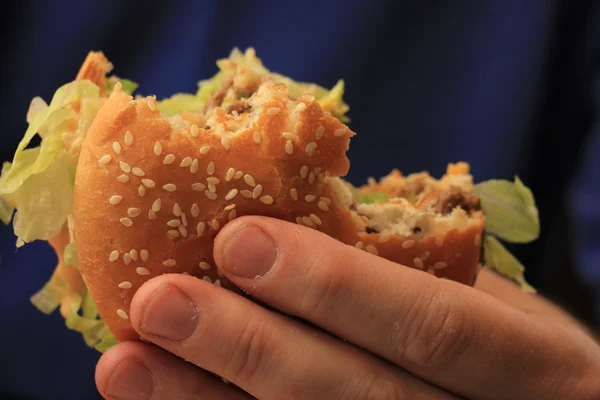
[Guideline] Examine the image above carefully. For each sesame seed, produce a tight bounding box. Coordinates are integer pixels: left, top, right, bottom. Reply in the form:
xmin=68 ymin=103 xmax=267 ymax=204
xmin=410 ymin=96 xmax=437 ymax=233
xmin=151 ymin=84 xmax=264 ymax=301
xmin=117 ymin=309 xmax=129 ymax=320
xmin=190 ymin=159 xmax=199 ymax=174
xmin=226 ymin=168 xmax=236 ymax=181
xmin=234 ymin=170 xmax=243 ymax=180
xmin=112 ymin=142 xmax=121 ymax=154
xmin=402 ymin=240 xmax=416 ymax=249
xmin=140 ymin=249 xmax=148 ymax=262
xmin=138 ymin=185 xmax=146 ymax=197
xmin=173 ymin=203 xmax=182 ymax=217
xmin=168 ymin=229 xmax=180 ymax=238
xmin=163 ymin=154 xmax=175 ymax=165
xmin=167 ymin=219 xmax=181 ymax=227
xmin=180 ymin=157 xmax=192 ymax=167
xmin=214 ymin=279 xmax=222 ymax=287
xmin=163 ymin=259 xmax=176 ymax=267
xmin=294 ymin=121 xmax=303 ymax=133
xmin=127 ymin=208 xmax=141 ymax=218
xmin=422 ymin=251 xmax=431 ymax=260
xmin=148 ymin=210 xmax=158 ymax=220
xmin=302 ymin=216 xmax=314 ymax=227
xmin=224 ymin=204 xmax=236 ymax=211
xmin=132 ymin=167 xmax=145 ymax=177
xmin=318 ymin=201 xmax=329 ymax=212
xmin=474 ymin=233 xmax=481 ymax=246
xmin=321 ymin=196 xmax=332 ymax=205
xmin=282 ymin=132 xmax=298 ymax=141
xmin=123 ymin=253 xmax=132 ymax=265
xmin=335 ymin=128 xmax=346 ymax=137
xmin=309 ymin=171 xmax=316 ymax=185
xmin=253 ymin=131 xmax=261 ymax=144
xmin=310 ymin=214 xmax=322 ymax=225
xmin=192 ymin=183 xmax=206 ymax=191
xmin=130 ymin=249 xmax=139 ymax=261
xmin=267 ymin=107 xmax=281 ymax=115
xmin=305 ymin=194 xmax=316 ymax=203
xmin=208 ymin=183 xmax=217 ymax=193
xmin=199 ymin=261 xmax=211 ymax=270
xmin=414 ymin=257 xmax=424 ymax=269
xmin=154 ymin=141 xmax=162 ymax=156
xmin=211 ymin=219 xmax=220 ymax=230
xmin=244 ymin=174 xmax=256 ymax=187
xmin=378 ymin=233 xmax=391 ymax=243
xmin=436 ymin=235 xmax=445 ymax=247
xmin=181 ymin=213 xmax=188 ymax=227
xmin=225 ymin=188 xmax=239 ymax=201
xmin=315 ymin=126 xmax=325 ymax=139
xmin=191 ymin=124 xmax=199 ymax=137
xmin=221 ymin=136 xmax=231 ymax=150
xmin=205 ymin=190 xmax=218 ymax=200
xmin=207 ymin=162 xmax=215 ymax=175
xmin=295 ymin=102 xmax=306 ymax=112
xmin=163 ymin=183 xmax=177 ymax=192
xmin=119 ymin=161 xmax=131 ymax=173
xmin=118 ymin=281 xmax=132 ymax=289
xmin=136 ymin=267 xmax=150 ymax=276
xmin=434 ymin=262 xmax=448 ymax=270
xmin=290 ymin=188 xmax=298 ymax=201
xmin=147 ymin=99 xmax=157 ymax=111
xmin=300 ymin=165 xmax=309 ymax=179
xmin=285 ymin=140 xmax=294 ymax=154
xmin=240 ymin=190 xmax=252 ymax=198
xmin=152 ymin=199 xmax=162 ymax=212
xmin=207 ymin=177 xmax=220 ymax=184
xmin=260 ymin=195 xmax=274 ymax=204
xmin=191 ymin=203 xmax=200 ymax=217
xmin=196 ymin=222 xmax=206 ymax=236
xmin=305 ymin=142 xmax=317 ymax=153
xmin=124 ymin=131 xmax=133 ymax=145
xmin=200 ymin=145 xmax=211 ymax=155
xmin=120 ymin=218 xmax=133 ymax=227
xmin=355 ymin=241 xmax=364 ymax=249
xmin=109 ymin=195 xmax=123 ymax=205
xmin=182 ymin=271 xmax=190 ymax=276
xmin=203 ymin=276 xmax=213 ymax=283
xmin=109 ymin=250 xmax=119 ymax=262
xmin=296 ymin=217 xmax=304 ymax=225
xmin=252 ymin=185 xmax=263 ymax=199
xmin=228 ymin=209 xmax=237 ymax=221
xmin=179 ymin=225 xmax=188 ymax=237
xmin=366 ymin=245 xmax=378 ymax=255
xmin=117 ymin=174 xmax=129 ymax=183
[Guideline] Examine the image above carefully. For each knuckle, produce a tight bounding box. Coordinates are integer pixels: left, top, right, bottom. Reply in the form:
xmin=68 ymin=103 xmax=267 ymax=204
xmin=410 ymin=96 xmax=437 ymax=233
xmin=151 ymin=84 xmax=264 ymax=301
xmin=222 ymin=315 xmax=276 ymax=383
xmin=396 ymin=286 xmax=473 ymax=371
xmin=297 ymin=251 xmax=347 ymax=320
xmin=349 ymin=370 xmax=407 ymax=400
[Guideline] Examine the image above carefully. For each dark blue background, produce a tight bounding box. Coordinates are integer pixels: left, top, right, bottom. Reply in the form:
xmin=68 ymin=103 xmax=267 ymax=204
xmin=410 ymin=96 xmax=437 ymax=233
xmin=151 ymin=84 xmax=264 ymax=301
xmin=1 ymin=1 xmax=599 ymax=399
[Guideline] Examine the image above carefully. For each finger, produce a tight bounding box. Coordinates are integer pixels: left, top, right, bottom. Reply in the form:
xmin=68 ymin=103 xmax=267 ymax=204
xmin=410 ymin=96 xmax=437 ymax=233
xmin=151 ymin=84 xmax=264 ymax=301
xmin=213 ymin=216 xmax=600 ymax=400
xmin=96 ymin=341 xmax=252 ymax=400
xmin=129 ymin=273 xmax=459 ymax=400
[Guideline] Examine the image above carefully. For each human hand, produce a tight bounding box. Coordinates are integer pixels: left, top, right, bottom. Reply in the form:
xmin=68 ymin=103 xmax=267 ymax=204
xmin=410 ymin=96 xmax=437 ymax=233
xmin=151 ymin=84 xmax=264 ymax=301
xmin=95 ymin=216 xmax=600 ymax=399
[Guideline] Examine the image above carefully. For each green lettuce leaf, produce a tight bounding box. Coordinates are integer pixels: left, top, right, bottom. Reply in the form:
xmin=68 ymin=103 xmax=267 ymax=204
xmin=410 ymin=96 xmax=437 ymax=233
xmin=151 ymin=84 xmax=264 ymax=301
xmin=106 ymin=77 xmax=139 ymax=95
xmin=64 ymin=243 xmax=80 ymax=268
xmin=30 ymin=273 xmax=70 ymax=315
xmin=483 ymin=234 xmax=536 ymax=293
xmin=348 ymin=184 xmax=388 ymax=204
xmin=474 ymin=177 xmax=540 ymax=243
xmin=158 ymin=93 xmax=205 ymax=116
xmin=196 ymin=71 xmax=226 ymax=106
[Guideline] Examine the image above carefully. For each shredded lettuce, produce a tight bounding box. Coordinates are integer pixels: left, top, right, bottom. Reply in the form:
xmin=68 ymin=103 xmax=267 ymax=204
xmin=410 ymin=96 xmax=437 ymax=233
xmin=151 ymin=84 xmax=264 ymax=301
xmin=65 ymin=292 xmax=115 ymax=348
xmin=196 ymin=71 xmax=226 ymax=105
xmin=0 ymin=162 xmax=14 ymax=224
xmin=158 ymin=93 xmax=205 ymax=116
xmin=348 ymin=183 xmax=388 ymax=204
xmin=64 ymin=243 xmax=80 ymax=267
xmin=475 ymin=177 xmax=540 ymax=243
xmin=483 ymin=235 xmax=536 ymax=293
xmin=30 ymin=273 xmax=70 ymax=315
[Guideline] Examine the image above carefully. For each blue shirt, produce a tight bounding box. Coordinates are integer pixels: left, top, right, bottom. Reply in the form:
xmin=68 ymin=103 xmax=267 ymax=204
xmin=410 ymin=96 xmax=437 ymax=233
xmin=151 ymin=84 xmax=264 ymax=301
xmin=1 ymin=1 xmax=599 ymax=398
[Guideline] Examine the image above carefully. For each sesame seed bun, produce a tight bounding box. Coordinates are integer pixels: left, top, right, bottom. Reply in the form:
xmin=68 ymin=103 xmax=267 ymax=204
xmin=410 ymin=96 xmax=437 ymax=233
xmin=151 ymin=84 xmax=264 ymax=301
xmin=72 ymin=81 xmax=484 ymax=342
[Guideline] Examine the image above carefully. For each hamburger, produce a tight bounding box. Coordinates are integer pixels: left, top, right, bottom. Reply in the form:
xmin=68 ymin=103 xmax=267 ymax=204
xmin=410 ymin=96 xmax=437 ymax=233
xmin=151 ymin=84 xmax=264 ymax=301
xmin=0 ymin=49 xmax=540 ymax=351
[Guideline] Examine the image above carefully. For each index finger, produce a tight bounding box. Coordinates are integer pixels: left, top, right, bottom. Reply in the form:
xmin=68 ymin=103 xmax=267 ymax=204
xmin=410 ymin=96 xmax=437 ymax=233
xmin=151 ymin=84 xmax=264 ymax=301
xmin=214 ymin=216 xmax=600 ymax=400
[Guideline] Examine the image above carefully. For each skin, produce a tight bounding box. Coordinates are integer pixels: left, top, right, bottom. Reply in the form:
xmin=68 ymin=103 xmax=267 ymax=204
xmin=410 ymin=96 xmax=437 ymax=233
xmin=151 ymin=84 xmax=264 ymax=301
xmin=96 ymin=216 xmax=600 ymax=400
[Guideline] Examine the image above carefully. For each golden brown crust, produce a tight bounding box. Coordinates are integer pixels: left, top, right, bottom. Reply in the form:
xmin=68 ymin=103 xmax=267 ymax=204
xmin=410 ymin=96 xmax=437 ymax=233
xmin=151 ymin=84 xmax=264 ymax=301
xmin=74 ymin=83 xmax=484 ymax=342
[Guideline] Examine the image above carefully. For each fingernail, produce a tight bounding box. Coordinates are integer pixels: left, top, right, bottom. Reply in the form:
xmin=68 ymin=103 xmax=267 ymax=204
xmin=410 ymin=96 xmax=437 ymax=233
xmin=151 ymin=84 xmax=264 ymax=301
xmin=106 ymin=358 xmax=153 ymax=400
xmin=140 ymin=284 xmax=199 ymax=341
xmin=221 ymin=224 xmax=279 ymax=279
